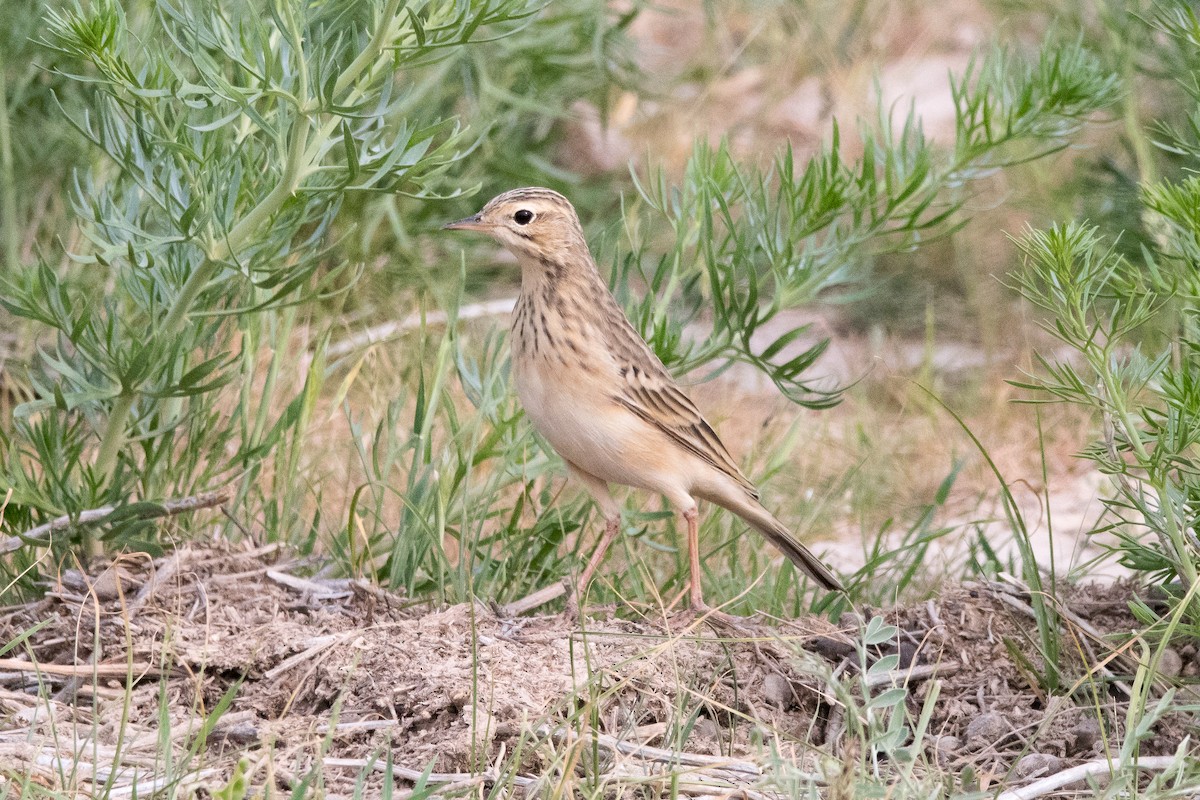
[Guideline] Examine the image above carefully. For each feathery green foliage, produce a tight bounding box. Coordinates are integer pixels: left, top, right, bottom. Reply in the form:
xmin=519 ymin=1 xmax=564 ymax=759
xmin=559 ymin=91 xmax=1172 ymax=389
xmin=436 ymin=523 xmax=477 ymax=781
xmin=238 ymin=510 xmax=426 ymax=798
xmin=620 ymin=34 xmax=1119 ymax=408
xmin=1011 ymin=2 xmax=1200 ymax=629
xmin=0 ymin=0 xmax=629 ymax=574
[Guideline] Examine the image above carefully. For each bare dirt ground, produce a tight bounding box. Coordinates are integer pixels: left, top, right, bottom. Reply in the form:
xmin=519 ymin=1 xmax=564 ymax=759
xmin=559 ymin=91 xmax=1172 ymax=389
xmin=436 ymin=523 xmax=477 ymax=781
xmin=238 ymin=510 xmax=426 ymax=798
xmin=1 ymin=545 xmax=1194 ymax=797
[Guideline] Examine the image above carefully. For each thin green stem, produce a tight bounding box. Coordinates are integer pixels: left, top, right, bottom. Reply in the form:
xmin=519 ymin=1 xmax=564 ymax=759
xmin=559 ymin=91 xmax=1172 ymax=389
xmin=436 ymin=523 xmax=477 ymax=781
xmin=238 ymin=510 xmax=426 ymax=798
xmin=303 ymin=0 xmax=404 ymax=167
xmin=278 ymin=0 xmax=310 ymax=112
xmin=0 ymin=51 xmax=19 ymax=271
xmin=1094 ymin=346 xmax=1198 ymax=589
xmin=1123 ymin=90 xmax=1158 ymax=187
xmin=93 ymin=393 xmax=136 ymax=487
xmin=215 ymin=114 xmax=312 ymax=262
xmin=332 ymin=0 xmax=403 ymax=100
xmin=1110 ymin=14 xmax=1158 ymax=187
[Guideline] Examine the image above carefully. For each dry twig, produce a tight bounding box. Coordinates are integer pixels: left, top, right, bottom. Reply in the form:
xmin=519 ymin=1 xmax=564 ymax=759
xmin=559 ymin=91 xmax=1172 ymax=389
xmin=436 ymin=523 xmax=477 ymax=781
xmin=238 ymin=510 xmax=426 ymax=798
xmin=323 ymin=757 xmax=536 ymax=791
xmin=994 ymin=756 xmax=1180 ymax=800
xmin=267 ymin=569 xmax=352 ymax=600
xmin=863 ymin=660 xmax=960 ymax=688
xmin=537 ymin=725 xmax=764 ymax=777
xmin=498 ymin=582 xmax=568 ymax=616
xmin=129 ymin=547 xmax=192 ymax=613
xmin=3 ymin=491 xmax=229 ymax=553
xmin=0 ymin=658 xmax=168 ymax=683
xmin=324 ymin=297 xmax=517 ymax=358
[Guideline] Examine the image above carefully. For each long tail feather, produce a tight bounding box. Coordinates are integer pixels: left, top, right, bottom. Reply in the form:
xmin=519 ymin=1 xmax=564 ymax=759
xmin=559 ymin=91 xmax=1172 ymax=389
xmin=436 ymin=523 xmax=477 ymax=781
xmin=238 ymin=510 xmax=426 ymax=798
xmin=718 ymin=498 xmax=845 ymax=592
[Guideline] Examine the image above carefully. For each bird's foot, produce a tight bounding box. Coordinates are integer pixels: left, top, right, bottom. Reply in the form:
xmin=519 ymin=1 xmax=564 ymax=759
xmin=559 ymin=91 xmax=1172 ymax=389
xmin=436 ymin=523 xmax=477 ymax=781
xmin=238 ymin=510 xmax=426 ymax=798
xmin=562 ymin=579 xmax=611 ymax=626
xmin=561 ymin=578 xmax=584 ymax=623
xmin=680 ymin=600 xmax=758 ymax=634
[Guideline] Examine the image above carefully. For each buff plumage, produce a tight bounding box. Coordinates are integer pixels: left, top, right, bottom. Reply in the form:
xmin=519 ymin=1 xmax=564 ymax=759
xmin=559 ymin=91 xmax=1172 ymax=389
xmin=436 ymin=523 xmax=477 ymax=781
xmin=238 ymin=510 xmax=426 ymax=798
xmin=445 ymin=188 xmax=843 ymax=614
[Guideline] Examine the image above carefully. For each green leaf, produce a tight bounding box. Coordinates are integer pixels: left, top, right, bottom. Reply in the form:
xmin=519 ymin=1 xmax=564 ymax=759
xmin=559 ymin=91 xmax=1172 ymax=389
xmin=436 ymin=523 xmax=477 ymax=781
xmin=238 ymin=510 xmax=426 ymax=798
xmin=863 ymin=616 xmax=897 ymax=647
xmin=867 ymin=687 xmax=908 ymax=710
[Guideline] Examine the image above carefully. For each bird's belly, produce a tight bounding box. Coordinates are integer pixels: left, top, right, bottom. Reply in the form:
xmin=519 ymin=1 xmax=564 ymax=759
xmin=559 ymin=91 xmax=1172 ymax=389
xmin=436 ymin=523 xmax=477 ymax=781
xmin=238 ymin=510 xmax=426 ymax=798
xmin=514 ymin=358 xmax=670 ymax=489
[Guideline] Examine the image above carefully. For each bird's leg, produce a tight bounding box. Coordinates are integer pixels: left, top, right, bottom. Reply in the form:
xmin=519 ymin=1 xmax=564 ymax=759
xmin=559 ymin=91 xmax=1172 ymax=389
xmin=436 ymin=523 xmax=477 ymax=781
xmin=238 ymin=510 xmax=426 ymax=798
xmin=562 ymin=462 xmax=622 ymax=620
xmin=684 ymin=507 xmax=705 ymax=610
xmin=682 ymin=506 xmax=753 ymax=632
xmin=569 ymin=514 xmax=620 ymax=616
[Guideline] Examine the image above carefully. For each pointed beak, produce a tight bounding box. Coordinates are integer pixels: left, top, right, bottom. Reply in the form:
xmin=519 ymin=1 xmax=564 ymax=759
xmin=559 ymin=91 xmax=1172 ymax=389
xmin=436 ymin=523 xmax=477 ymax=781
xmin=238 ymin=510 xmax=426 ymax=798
xmin=442 ymin=214 xmax=489 ymax=232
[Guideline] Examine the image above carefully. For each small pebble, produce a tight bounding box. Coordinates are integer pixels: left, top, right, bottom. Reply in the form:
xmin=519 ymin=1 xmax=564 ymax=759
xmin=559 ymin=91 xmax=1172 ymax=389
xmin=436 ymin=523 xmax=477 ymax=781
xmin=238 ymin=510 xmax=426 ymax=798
xmin=964 ymin=711 xmax=1007 ymax=747
xmin=691 ymin=717 xmax=721 ymax=743
xmin=1015 ymin=752 xmax=1062 ymax=780
xmin=1183 ymin=658 xmax=1199 ymax=678
xmin=935 ymin=734 xmax=961 ymax=751
xmin=897 ymin=641 xmax=920 ymax=668
xmin=932 ymin=734 xmax=961 ymax=765
xmin=1158 ymin=648 xmax=1182 ymax=678
xmin=1066 ymin=717 xmax=1104 ymax=756
xmin=209 ymin=722 xmax=260 ymax=746
xmin=762 ymin=672 xmax=794 ymax=709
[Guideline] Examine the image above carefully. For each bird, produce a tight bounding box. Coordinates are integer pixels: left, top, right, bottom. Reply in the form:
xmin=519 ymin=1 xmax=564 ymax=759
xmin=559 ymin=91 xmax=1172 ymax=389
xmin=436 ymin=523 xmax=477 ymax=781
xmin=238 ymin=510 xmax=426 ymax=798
xmin=443 ymin=187 xmax=843 ymax=615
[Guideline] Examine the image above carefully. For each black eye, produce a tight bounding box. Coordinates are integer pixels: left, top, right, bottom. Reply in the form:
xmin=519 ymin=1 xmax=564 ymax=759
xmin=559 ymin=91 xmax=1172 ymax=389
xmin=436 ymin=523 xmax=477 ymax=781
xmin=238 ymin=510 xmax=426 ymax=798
xmin=513 ymin=209 xmax=534 ymax=225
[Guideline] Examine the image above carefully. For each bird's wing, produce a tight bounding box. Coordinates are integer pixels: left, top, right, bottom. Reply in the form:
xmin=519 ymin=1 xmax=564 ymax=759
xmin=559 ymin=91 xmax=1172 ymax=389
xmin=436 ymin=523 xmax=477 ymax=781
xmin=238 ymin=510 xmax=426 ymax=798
xmin=614 ymin=359 xmax=760 ymax=502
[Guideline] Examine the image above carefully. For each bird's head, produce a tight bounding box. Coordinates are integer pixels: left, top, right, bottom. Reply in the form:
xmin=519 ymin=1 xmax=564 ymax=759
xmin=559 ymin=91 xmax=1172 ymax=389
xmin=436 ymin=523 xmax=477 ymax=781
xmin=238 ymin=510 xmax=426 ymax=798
xmin=443 ymin=187 xmax=587 ymax=267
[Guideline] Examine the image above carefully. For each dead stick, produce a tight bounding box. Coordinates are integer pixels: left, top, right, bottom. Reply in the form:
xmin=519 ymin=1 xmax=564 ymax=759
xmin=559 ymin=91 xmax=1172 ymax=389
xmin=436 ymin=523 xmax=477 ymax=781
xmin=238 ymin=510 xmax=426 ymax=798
xmin=864 ymin=660 xmax=960 ymax=688
xmin=3 ymin=491 xmax=229 ymax=553
xmin=605 ymin=763 xmax=782 ymax=799
xmin=0 ymin=658 xmax=173 ymax=682
xmin=322 ymin=758 xmax=536 ymax=788
xmin=130 ymin=546 xmax=191 ymax=612
xmin=105 ymin=768 xmax=223 ymax=799
xmin=316 ymin=719 xmax=401 ymax=734
xmin=995 ymin=756 xmax=1179 ymax=800
xmin=538 ymin=725 xmax=763 ymax=776
xmin=323 ymin=297 xmax=517 ymax=359
xmin=499 ymin=582 xmax=568 ymax=616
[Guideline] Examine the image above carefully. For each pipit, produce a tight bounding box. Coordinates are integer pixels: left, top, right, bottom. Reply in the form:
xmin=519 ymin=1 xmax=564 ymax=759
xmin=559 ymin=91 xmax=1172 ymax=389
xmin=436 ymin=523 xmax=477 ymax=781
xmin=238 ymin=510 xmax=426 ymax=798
xmin=445 ymin=187 xmax=844 ymax=614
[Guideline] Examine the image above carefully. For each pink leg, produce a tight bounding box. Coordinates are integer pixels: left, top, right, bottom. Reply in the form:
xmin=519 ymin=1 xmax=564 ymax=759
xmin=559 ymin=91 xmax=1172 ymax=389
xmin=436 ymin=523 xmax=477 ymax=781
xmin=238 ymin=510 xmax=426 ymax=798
xmin=560 ymin=462 xmax=622 ymax=619
xmin=569 ymin=515 xmax=620 ymax=616
xmin=682 ymin=508 xmax=748 ymax=630
xmin=685 ymin=507 xmax=706 ymax=610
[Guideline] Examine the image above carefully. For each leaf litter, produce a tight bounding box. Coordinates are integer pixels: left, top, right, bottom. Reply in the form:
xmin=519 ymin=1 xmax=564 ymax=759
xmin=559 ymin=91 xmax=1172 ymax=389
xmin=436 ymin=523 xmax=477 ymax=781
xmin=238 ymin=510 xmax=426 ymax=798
xmin=0 ymin=543 xmax=1196 ymax=797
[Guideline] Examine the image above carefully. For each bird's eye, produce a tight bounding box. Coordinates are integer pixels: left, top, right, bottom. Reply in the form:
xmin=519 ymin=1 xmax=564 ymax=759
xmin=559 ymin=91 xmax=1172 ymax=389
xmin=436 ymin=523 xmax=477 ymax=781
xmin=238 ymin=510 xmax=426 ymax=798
xmin=513 ymin=209 xmax=534 ymax=225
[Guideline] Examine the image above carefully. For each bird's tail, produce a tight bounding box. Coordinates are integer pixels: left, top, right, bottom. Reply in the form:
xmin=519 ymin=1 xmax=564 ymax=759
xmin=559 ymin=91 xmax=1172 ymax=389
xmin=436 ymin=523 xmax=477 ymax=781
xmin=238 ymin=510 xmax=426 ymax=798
xmin=719 ymin=498 xmax=845 ymax=592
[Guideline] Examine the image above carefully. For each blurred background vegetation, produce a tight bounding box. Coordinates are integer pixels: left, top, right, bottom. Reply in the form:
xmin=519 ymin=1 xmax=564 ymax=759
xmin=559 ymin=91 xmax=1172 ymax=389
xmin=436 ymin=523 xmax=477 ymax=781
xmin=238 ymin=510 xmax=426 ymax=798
xmin=1 ymin=0 xmax=1198 ymax=627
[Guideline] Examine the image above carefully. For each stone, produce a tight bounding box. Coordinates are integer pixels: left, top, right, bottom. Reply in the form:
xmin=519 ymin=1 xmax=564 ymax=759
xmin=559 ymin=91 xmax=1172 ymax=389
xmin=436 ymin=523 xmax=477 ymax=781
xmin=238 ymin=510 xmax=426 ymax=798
xmin=964 ymin=711 xmax=1007 ymax=747
xmin=762 ymin=672 xmax=794 ymax=709
xmin=1015 ymin=752 xmax=1063 ymax=780
xmin=1066 ymin=717 xmax=1105 ymax=756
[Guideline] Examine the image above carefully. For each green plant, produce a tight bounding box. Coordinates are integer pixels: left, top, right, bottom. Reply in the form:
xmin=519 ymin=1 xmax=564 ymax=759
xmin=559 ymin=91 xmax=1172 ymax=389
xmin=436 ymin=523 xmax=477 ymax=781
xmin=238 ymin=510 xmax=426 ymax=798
xmin=0 ymin=0 xmax=93 ymax=275
xmin=617 ymin=31 xmax=1123 ymax=406
xmin=0 ymin=0 xmax=630 ymax=578
xmin=1012 ymin=221 xmax=1200 ymax=616
xmin=1009 ymin=3 xmax=1200 ymax=625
